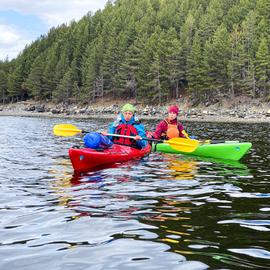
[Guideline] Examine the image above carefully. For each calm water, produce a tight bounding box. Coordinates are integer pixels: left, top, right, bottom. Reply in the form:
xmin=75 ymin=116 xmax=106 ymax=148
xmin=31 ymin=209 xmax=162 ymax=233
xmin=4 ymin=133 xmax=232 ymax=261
xmin=0 ymin=116 xmax=269 ymax=270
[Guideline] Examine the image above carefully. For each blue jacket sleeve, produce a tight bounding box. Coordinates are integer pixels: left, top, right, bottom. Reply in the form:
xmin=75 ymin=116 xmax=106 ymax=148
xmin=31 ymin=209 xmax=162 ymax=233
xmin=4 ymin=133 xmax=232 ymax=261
xmin=107 ymin=122 xmax=116 ymax=141
xmin=134 ymin=123 xmax=148 ymax=148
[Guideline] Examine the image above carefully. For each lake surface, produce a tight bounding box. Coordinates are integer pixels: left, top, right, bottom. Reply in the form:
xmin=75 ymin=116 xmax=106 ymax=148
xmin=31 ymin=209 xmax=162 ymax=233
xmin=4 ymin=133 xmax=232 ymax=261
xmin=0 ymin=116 xmax=269 ymax=269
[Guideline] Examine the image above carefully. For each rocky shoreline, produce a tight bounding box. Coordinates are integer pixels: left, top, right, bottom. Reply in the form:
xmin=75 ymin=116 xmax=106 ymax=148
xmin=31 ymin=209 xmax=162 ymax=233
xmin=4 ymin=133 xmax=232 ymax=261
xmin=0 ymin=99 xmax=270 ymax=123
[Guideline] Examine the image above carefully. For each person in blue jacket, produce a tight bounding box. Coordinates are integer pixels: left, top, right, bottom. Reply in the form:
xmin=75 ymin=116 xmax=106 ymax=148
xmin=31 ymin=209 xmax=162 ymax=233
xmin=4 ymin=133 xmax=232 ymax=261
xmin=105 ymin=103 xmax=148 ymax=149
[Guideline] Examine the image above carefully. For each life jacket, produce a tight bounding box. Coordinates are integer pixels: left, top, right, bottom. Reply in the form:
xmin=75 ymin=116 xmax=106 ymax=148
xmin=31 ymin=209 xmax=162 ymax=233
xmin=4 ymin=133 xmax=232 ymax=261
xmin=113 ymin=123 xmax=139 ymax=147
xmin=162 ymin=119 xmax=180 ymax=139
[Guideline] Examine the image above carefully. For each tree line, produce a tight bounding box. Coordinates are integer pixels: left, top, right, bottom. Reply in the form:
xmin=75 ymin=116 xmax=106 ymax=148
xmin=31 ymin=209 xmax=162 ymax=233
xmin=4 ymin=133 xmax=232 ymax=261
xmin=0 ymin=0 xmax=269 ymax=105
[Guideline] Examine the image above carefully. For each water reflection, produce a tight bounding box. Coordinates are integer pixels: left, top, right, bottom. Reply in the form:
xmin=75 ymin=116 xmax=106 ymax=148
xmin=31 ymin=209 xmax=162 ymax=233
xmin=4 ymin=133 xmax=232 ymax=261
xmin=50 ymin=153 xmax=254 ymax=225
xmin=48 ymin=162 xmax=210 ymax=269
xmin=165 ymin=159 xmax=198 ymax=180
xmin=50 ymin=153 xmax=266 ymax=269
xmin=1 ymin=116 xmax=270 ymax=269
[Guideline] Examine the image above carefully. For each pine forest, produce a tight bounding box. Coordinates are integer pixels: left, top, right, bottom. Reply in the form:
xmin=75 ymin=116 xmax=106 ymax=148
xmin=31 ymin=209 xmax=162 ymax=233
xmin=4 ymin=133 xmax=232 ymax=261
xmin=0 ymin=0 xmax=269 ymax=105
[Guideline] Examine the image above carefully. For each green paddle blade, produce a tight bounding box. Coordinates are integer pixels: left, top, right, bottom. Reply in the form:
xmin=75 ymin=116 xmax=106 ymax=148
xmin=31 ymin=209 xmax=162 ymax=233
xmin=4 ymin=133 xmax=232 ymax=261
xmin=165 ymin=137 xmax=199 ymax=153
xmin=53 ymin=124 xmax=82 ymax=137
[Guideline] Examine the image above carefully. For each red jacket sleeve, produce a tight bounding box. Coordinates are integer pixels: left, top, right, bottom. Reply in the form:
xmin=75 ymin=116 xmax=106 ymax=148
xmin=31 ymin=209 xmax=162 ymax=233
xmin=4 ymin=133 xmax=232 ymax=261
xmin=153 ymin=120 xmax=167 ymax=139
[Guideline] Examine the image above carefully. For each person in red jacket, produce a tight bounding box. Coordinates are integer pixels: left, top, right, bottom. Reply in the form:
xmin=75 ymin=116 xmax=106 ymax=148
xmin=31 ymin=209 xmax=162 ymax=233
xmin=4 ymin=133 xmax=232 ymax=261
xmin=153 ymin=105 xmax=186 ymax=140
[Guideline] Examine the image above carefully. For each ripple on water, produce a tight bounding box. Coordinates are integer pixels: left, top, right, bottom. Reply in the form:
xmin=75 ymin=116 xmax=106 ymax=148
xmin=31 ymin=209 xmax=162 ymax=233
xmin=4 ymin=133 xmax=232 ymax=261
xmin=1 ymin=117 xmax=270 ymax=269
xmin=229 ymin=248 xmax=270 ymax=260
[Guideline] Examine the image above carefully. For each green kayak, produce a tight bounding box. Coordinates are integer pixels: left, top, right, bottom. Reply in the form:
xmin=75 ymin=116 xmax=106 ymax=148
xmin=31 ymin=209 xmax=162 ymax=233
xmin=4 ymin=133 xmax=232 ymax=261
xmin=152 ymin=141 xmax=252 ymax=161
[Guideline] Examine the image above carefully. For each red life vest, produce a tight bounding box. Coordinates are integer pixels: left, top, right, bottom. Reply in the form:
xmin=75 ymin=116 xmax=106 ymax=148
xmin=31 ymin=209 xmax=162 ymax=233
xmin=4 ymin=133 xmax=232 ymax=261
xmin=113 ymin=123 xmax=139 ymax=147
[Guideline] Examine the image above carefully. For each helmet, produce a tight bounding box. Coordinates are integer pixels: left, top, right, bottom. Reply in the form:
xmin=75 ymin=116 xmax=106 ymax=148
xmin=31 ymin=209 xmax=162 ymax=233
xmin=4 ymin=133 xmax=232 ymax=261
xmin=168 ymin=105 xmax=179 ymax=115
xmin=121 ymin=103 xmax=135 ymax=113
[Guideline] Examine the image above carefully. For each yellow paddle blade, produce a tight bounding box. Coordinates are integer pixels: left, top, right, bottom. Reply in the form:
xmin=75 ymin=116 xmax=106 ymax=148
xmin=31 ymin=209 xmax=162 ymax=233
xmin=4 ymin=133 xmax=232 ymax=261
xmin=165 ymin=138 xmax=199 ymax=153
xmin=53 ymin=124 xmax=82 ymax=137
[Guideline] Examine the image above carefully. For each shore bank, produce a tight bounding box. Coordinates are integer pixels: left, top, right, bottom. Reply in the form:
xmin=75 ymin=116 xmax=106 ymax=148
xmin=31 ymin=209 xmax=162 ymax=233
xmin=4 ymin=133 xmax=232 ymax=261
xmin=1 ymin=99 xmax=270 ymax=123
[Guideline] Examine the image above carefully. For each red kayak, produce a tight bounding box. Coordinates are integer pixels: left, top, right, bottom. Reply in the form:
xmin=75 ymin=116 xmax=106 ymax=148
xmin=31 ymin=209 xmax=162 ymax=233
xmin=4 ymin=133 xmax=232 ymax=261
xmin=69 ymin=143 xmax=151 ymax=172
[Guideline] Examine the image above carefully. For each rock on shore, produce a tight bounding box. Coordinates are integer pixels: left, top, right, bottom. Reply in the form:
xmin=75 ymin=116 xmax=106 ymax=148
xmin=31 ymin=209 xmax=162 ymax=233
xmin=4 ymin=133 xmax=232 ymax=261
xmin=0 ymin=98 xmax=270 ymax=123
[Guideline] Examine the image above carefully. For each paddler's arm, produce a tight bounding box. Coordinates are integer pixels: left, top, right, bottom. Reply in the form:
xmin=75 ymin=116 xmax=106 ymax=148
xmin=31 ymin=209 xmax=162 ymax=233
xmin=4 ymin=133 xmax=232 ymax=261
xmin=106 ymin=122 xmax=115 ymax=140
xmin=134 ymin=124 xmax=147 ymax=148
xmin=177 ymin=122 xmax=187 ymax=138
xmin=153 ymin=120 xmax=167 ymax=139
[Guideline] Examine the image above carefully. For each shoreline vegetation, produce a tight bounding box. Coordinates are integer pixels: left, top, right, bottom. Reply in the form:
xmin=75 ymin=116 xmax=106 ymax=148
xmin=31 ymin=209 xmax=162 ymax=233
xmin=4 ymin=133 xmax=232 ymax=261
xmin=1 ymin=98 xmax=270 ymax=123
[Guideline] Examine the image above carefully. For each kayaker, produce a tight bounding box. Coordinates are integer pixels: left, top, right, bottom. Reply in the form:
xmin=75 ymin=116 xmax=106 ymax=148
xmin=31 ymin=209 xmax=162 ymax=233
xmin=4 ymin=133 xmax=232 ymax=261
xmin=104 ymin=103 xmax=148 ymax=149
xmin=153 ymin=105 xmax=186 ymax=140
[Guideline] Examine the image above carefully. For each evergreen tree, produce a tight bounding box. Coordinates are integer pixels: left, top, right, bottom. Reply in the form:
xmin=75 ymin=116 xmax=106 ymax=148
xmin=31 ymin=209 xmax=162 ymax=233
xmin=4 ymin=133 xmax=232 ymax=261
xmin=255 ymin=37 xmax=270 ymax=97
xmin=81 ymin=34 xmax=105 ymax=103
xmin=187 ymin=32 xmax=207 ymax=102
xmin=52 ymin=50 xmax=70 ymax=101
xmin=227 ymin=25 xmax=247 ymax=97
xmin=204 ymin=24 xmax=231 ymax=95
xmin=241 ymin=11 xmax=258 ymax=96
xmin=42 ymin=46 xmax=59 ymax=100
xmin=7 ymin=62 xmax=26 ymax=102
xmin=24 ymin=55 xmax=46 ymax=100
xmin=0 ymin=70 xmax=8 ymax=103
xmin=179 ymin=12 xmax=195 ymax=80
xmin=54 ymin=67 xmax=74 ymax=102
xmin=199 ymin=0 xmax=225 ymax=42
xmin=163 ymin=27 xmax=183 ymax=99
xmin=137 ymin=30 xmax=161 ymax=103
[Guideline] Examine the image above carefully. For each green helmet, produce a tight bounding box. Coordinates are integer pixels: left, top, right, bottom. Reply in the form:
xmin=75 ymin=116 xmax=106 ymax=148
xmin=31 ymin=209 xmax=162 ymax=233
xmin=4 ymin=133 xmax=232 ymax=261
xmin=121 ymin=103 xmax=135 ymax=113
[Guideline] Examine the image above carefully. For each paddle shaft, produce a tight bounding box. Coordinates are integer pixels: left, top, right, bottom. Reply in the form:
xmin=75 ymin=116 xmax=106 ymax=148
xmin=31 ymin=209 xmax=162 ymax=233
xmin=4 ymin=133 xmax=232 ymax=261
xmin=105 ymin=133 xmax=163 ymax=143
xmin=77 ymin=130 xmax=161 ymax=142
xmin=106 ymin=134 xmax=238 ymax=145
xmin=105 ymin=133 xmax=199 ymax=150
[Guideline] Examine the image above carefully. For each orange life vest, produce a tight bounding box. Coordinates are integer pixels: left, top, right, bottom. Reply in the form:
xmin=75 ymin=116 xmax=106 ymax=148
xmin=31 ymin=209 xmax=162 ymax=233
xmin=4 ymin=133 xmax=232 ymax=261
xmin=164 ymin=120 xmax=180 ymax=139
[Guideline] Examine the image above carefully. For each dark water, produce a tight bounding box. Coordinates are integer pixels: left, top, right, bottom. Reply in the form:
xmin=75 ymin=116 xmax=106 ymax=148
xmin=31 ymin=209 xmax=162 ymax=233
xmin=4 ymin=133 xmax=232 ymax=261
xmin=0 ymin=116 xmax=269 ymax=270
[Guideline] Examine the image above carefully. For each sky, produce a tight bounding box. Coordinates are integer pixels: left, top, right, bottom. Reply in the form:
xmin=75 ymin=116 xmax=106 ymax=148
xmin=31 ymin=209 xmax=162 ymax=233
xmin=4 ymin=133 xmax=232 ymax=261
xmin=0 ymin=0 xmax=108 ymax=61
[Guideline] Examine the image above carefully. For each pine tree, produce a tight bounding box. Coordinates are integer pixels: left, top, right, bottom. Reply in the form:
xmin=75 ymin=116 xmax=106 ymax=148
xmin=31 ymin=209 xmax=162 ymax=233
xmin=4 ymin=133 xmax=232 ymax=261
xmin=102 ymin=31 xmax=124 ymax=99
xmin=187 ymin=32 xmax=207 ymax=102
xmin=24 ymin=55 xmax=46 ymax=100
xmin=42 ymin=46 xmax=59 ymax=100
xmin=255 ymin=37 xmax=270 ymax=97
xmin=199 ymin=0 xmax=225 ymax=42
xmin=204 ymin=24 xmax=231 ymax=95
xmin=179 ymin=12 xmax=195 ymax=81
xmin=137 ymin=29 xmax=161 ymax=104
xmin=54 ymin=67 xmax=74 ymax=102
xmin=227 ymin=25 xmax=247 ymax=97
xmin=0 ymin=70 xmax=8 ymax=103
xmin=52 ymin=50 xmax=70 ymax=101
xmin=241 ymin=11 xmax=258 ymax=96
xmin=163 ymin=27 xmax=183 ymax=99
xmin=7 ymin=62 xmax=26 ymax=102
